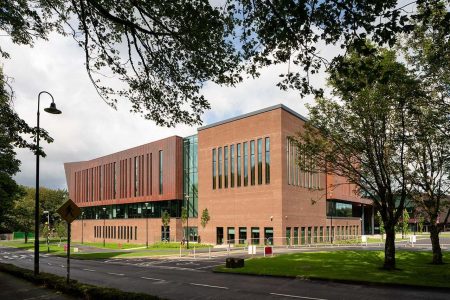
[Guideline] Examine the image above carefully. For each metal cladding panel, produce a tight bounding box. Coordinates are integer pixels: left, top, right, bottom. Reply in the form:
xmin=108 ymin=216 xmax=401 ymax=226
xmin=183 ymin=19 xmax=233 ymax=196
xmin=63 ymin=136 xmax=183 ymax=207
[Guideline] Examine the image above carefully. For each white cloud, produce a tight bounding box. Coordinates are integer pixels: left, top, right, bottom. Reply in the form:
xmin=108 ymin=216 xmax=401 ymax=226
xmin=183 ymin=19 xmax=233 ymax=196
xmin=3 ymin=32 xmax=337 ymax=190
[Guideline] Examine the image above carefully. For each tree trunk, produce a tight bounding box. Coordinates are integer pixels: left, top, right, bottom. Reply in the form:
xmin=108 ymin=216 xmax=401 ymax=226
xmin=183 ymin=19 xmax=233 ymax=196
xmin=24 ymin=232 xmax=28 ymax=244
xmin=383 ymin=226 xmax=396 ymax=270
xmin=429 ymin=224 xmax=443 ymax=264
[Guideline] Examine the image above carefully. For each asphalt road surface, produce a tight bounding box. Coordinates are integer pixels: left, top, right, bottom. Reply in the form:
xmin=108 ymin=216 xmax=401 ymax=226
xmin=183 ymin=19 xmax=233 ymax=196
xmin=1 ymin=246 xmax=449 ymax=300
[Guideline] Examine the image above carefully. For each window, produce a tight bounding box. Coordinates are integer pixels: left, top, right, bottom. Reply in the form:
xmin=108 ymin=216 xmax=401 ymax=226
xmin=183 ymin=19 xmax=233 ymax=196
xmin=114 ymin=162 xmax=117 ymax=199
xmin=243 ymin=142 xmax=248 ymax=186
xmin=159 ymin=150 xmax=163 ymax=194
xmin=237 ymin=144 xmax=242 ymax=187
xmin=293 ymin=227 xmax=299 ymax=245
xmin=227 ymin=227 xmax=235 ymax=244
xmin=224 ymin=146 xmax=228 ymax=188
xmin=216 ymin=227 xmax=224 ymax=244
xmin=327 ymin=200 xmax=354 ymax=217
xmin=238 ymin=227 xmax=247 ymax=244
xmin=301 ymin=227 xmax=306 ymax=245
xmin=251 ymin=227 xmax=260 ymax=244
xmin=250 ymin=140 xmax=255 ymax=185
xmin=218 ymin=147 xmax=222 ymax=189
xmin=265 ymin=137 xmax=270 ymax=184
xmin=320 ymin=226 xmax=323 ymax=242
xmin=212 ymin=148 xmax=217 ymax=189
xmin=134 ymin=156 xmax=139 ymax=197
xmin=264 ymin=227 xmax=273 ymax=245
xmin=230 ymin=145 xmax=235 ymax=188
xmin=257 ymin=139 xmax=262 ymax=184
xmin=147 ymin=153 xmax=152 ymax=195
xmin=286 ymin=227 xmax=291 ymax=245
xmin=314 ymin=226 xmax=318 ymax=243
xmin=307 ymin=227 xmax=312 ymax=244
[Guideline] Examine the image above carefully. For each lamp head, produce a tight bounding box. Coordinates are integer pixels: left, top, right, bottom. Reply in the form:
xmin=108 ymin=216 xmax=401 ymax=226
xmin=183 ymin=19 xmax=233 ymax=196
xmin=44 ymin=102 xmax=62 ymax=114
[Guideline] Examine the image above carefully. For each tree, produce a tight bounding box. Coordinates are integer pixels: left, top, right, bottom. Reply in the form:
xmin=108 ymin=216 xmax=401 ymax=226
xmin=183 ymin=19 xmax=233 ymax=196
xmin=397 ymin=1 xmax=450 ymax=264
xmin=376 ymin=212 xmax=385 ymax=240
xmin=400 ymin=209 xmax=410 ymax=238
xmin=297 ymin=44 xmax=419 ymax=269
xmin=418 ymin=215 xmax=425 ymax=233
xmin=1 ymin=0 xmax=241 ymax=127
xmin=54 ymin=221 xmax=67 ymax=245
xmin=200 ymin=208 xmax=210 ymax=229
xmin=161 ymin=210 xmax=170 ymax=242
xmin=8 ymin=193 xmax=35 ymax=243
xmin=3 ymin=1 xmax=449 ymax=128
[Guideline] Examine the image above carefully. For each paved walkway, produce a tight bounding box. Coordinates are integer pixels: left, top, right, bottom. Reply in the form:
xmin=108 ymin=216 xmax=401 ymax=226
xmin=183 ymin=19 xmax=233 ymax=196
xmin=0 ymin=271 xmax=75 ymax=300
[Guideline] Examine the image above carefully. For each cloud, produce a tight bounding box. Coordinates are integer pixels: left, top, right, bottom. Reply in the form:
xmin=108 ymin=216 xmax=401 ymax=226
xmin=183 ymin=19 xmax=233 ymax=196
xmin=3 ymin=32 xmax=337 ymax=190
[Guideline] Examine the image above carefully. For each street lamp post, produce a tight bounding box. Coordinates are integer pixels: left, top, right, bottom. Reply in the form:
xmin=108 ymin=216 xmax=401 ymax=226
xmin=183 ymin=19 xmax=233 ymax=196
xmin=145 ymin=202 xmax=149 ymax=248
xmin=35 ymin=91 xmax=61 ymax=276
xmin=81 ymin=212 xmax=85 ymax=244
xmin=185 ymin=194 xmax=190 ymax=249
xmin=103 ymin=207 xmax=106 ymax=247
xmin=43 ymin=211 xmax=50 ymax=253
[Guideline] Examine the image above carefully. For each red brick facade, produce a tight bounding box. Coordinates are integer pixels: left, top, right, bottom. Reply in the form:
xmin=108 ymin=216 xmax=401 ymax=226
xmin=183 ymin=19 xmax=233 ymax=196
xmin=65 ymin=105 xmax=372 ymax=245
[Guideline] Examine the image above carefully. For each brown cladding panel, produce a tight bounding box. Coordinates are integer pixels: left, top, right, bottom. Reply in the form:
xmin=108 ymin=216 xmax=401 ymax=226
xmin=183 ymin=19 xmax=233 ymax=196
xmin=64 ymin=136 xmax=184 ymax=208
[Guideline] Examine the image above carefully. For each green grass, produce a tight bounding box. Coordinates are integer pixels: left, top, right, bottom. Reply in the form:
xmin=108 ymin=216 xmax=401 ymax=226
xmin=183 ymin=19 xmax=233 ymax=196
xmin=72 ymin=241 xmax=146 ymax=250
xmin=0 ymin=240 xmax=73 ymax=255
xmin=69 ymin=249 xmax=188 ymax=260
xmin=216 ymin=250 xmax=450 ymax=288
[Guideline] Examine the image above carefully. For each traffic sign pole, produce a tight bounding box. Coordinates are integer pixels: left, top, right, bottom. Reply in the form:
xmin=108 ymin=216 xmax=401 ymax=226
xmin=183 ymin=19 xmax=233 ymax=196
xmin=67 ymin=222 xmax=71 ymax=284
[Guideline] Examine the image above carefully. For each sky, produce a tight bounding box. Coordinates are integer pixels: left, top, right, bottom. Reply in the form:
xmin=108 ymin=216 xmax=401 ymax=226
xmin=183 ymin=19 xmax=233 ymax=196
xmin=3 ymin=29 xmax=333 ymax=190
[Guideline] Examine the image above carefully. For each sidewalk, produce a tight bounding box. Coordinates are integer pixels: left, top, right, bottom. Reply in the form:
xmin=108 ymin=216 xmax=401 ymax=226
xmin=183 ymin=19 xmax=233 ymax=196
xmin=0 ymin=271 xmax=75 ymax=300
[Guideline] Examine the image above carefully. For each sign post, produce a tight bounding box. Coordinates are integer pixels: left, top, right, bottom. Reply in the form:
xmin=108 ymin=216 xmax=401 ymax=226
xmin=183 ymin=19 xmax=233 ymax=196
xmin=57 ymin=199 xmax=81 ymax=284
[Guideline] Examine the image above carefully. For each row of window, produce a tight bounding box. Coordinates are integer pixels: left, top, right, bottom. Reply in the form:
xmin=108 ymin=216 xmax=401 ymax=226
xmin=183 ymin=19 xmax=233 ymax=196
xmin=216 ymin=225 xmax=360 ymax=245
xmin=93 ymin=225 xmax=172 ymax=242
xmin=287 ymin=138 xmax=321 ymax=189
xmin=94 ymin=225 xmax=138 ymax=241
xmin=212 ymin=137 xmax=270 ymax=189
xmin=81 ymin=201 xmax=182 ymax=220
xmin=74 ymin=151 xmax=163 ymax=203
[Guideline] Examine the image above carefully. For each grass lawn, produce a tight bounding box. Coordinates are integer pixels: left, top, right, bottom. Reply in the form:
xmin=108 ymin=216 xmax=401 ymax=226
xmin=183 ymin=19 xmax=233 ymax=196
xmin=69 ymin=248 xmax=187 ymax=260
xmin=216 ymin=250 xmax=450 ymax=288
xmin=0 ymin=239 xmax=73 ymax=255
xmin=72 ymin=241 xmax=146 ymax=250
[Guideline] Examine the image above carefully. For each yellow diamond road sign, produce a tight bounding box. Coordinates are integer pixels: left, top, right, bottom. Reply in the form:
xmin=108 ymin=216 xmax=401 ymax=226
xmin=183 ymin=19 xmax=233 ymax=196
xmin=57 ymin=199 xmax=81 ymax=224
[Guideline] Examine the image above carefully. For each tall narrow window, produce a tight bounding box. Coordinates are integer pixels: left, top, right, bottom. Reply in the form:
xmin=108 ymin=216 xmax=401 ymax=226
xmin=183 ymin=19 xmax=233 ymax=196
xmin=134 ymin=156 xmax=139 ymax=197
xmin=159 ymin=150 xmax=163 ymax=194
xmin=224 ymin=146 xmax=228 ymax=188
xmin=230 ymin=145 xmax=235 ymax=188
xmin=212 ymin=148 xmax=217 ymax=189
xmin=265 ymin=137 xmax=270 ymax=184
xmin=257 ymin=139 xmax=262 ymax=184
xmin=218 ymin=147 xmax=222 ymax=189
xmin=237 ymin=143 xmax=241 ymax=187
xmin=100 ymin=166 xmax=103 ymax=200
xmin=243 ymin=142 xmax=248 ymax=186
xmin=114 ymin=162 xmax=117 ymax=199
xmin=250 ymin=140 xmax=255 ymax=185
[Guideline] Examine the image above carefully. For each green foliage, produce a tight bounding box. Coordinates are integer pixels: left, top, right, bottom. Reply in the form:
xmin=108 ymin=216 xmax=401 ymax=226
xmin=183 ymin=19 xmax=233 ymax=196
xmin=418 ymin=215 xmax=425 ymax=233
xmin=54 ymin=221 xmax=67 ymax=244
xmin=181 ymin=206 xmax=187 ymax=225
xmin=200 ymin=208 xmax=210 ymax=229
xmin=376 ymin=212 xmax=385 ymax=238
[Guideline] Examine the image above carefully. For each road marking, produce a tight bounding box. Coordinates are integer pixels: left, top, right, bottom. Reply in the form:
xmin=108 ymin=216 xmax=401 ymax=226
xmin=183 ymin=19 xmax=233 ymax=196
xmin=60 ymin=265 xmax=65 ymax=268
xmin=196 ymin=264 xmax=224 ymax=270
xmin=141 ymin=276 xmax=165 ymax=281
xmin=189 ymin=283 xmax=228 ymax=289
xmin=47 ymin=263 xmax=52 ymax=265
xmin=107 ymin=272 xmax=125 ymax=276
xmin=270 ymin=292 xmax=327 ymax=300
xmin=83 ymin=269 xmax=96 ymax=272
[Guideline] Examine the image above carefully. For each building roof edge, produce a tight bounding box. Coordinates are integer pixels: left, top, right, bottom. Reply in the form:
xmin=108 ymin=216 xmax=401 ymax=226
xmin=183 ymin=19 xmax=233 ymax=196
xmin=197 ymin=104 xmax=308 ymax=131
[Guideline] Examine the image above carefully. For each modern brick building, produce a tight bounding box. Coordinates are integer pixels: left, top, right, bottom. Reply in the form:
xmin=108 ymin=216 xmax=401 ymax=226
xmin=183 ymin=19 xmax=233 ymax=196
xmin=64 ymin=104 xmax=374 ymax=246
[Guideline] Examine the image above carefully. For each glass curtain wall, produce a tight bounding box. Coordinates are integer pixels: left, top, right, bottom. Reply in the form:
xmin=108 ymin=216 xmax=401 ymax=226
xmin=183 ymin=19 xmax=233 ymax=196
xmin=183 ymin=135 xmax=199 ymax=217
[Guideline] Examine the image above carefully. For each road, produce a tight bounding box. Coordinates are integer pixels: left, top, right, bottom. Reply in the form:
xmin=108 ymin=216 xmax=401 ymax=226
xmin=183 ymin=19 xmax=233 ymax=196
xmin=1 ymin=246 xmax=449 ymax=300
